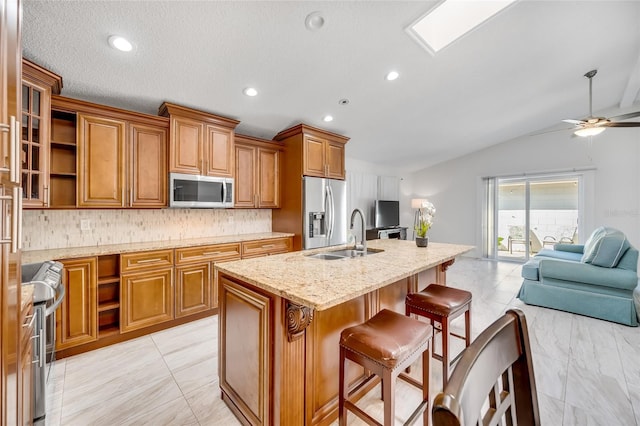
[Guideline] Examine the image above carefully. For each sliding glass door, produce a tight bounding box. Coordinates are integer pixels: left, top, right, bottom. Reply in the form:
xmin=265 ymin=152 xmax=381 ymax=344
xmin=488 ymin=175 xmax=580 ymax=261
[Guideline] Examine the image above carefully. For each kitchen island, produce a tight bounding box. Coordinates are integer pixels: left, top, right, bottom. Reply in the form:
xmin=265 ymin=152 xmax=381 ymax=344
xmin=215 ymin=239 xmax=473 ymax=426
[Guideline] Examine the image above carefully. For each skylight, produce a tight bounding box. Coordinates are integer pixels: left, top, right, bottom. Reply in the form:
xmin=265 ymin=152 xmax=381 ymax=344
xmin=408 ymin=0 xmax=517 ymax=54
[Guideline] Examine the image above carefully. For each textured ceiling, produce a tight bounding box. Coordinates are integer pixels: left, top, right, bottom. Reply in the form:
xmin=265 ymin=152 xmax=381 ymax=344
xmin=21 ymin=1 xmax=640 ymax=172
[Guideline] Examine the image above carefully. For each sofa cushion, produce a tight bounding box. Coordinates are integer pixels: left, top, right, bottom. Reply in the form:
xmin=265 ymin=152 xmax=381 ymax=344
xmin=535 ymin=248 xmax=583 ymax=262
xmin=521 ymin=258 xmax=541 ymax=281
xmin=581 ymin=227 xmax=629 ymax=268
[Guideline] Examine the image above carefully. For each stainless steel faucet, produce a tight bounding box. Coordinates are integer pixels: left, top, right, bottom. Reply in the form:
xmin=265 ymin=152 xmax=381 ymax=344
xmin=350 ymin=208 xmax=367 ymax=253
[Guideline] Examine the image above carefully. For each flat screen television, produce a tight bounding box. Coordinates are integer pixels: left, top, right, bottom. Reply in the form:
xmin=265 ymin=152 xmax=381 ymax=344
xmin=374 ymin=200 xmax=400 ymax=229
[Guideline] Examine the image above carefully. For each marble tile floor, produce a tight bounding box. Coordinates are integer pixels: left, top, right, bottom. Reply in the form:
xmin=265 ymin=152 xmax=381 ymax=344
xmin=43 ymin=257 xmax=640 ymax=425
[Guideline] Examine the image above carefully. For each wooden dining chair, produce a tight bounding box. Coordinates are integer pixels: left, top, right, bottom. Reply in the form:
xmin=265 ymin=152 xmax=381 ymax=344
xmin=432 ymin=308 xmax=540 ymax=426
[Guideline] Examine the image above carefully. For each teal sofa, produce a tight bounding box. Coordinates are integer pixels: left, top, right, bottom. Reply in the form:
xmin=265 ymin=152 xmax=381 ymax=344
xmin=518 ymin=227 xmax=639 ymax=326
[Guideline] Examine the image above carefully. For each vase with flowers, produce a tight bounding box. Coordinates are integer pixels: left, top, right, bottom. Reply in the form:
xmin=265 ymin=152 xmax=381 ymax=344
xmin=414 ymin=200 xmax=435 ymax=247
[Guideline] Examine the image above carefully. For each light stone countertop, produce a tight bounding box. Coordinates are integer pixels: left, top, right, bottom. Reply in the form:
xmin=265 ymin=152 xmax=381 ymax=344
xmin=21 ymin=232 xmax=294 ymax=264
xmin=215 ymin=239 xmax=474 ymax=311
xmin=21 ymin=284 xmax=34 ymax=312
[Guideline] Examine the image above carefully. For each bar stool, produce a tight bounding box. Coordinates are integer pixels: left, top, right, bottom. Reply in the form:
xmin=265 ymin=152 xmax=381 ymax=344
xmin=339 ymin=308 xmax=433 ymax=426
xmin=405 ymin=284 xmax=472 ymax=389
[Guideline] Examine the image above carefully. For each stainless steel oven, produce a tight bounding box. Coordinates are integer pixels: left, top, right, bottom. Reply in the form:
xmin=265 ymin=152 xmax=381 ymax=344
xmin=22 ymin=260 xmax=64 ymax=424
xmin=169 ymin=173 xmax=234 ymax=208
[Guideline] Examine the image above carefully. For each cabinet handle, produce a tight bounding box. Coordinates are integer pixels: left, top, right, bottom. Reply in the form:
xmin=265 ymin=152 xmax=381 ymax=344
xmin=0 ymin=122 xmax=9 ymax=171
xmin=11 ymin=186 xmax=21 ymax=253
xmin=136 ymin=258 xmax=163 ymax=264
xmin=0 ymin=193 xmax=10 ymax=245
xmin=262 ymin=244 xmax=275 ymax=249
xmin=203 ymin=251 xmax=221 ymax=256
xmin=44 ymin=186 xmax=49 ymax=207
xmin=10 ymin=116 xmax=19 ymax=183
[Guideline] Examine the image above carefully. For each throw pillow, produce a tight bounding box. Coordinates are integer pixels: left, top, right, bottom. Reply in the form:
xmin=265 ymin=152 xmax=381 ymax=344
xmin=582 ymin=227 xmax=629 ymax=268
xmin=581 ymin=226 xmax=606 ymax=263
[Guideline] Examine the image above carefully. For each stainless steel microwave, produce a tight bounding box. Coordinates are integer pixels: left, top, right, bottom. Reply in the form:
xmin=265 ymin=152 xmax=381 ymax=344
xmin=169 ymin=173 xmax=234 ymax=208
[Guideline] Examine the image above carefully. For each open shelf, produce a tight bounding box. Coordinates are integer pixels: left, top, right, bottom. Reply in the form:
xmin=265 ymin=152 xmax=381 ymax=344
xmin=98 ymin=301 xmax=120 ymax=313
xmin=97 ymin=254 xmax=121 ymax=335
xmin=98 ymin=325 xmax=120 ymax=338
xmin=50 ymin=109 xmax=77 ymax=208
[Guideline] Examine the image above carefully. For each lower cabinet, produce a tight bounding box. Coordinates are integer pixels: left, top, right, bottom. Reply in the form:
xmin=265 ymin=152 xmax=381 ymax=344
xmin=56 ymin=257 xmax=98 ymax=350
xmin=175 ymin=262 xmax=211 ymax=318
xmin=52 ymin=237 xmax=292 ymax=356
xmin=121 ymin=267 xmax=174 ymax=333
xmin=175 ymin=243 xmax=242 ymax=317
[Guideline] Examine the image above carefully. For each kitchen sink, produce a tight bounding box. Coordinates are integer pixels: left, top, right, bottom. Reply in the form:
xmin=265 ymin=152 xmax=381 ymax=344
xmin=307 ymin=248 xmax=384 ymax=260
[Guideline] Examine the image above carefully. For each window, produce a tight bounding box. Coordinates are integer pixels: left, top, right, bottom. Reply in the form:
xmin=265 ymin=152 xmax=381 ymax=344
xmin=484 ymin=174 xmax=582 ymax=261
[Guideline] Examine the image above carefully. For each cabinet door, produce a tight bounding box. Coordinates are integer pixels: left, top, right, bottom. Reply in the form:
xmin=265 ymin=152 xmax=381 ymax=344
xmin=303 ymin=136 xmax=326 ymax=178
xmin=56 ymin=257 xmax=98 ymax=350
xmin=21 ymin=80 xmax=51 ymax=208
xmin=77 ymin=114 xmax=126 ymax=207
xmin=170 ymin=116 xmax=203 ymax=174
xmin=204 ymin=125 xmax=234 ymax=177
xmin=234 ymin=144 xmax=256 ymax=207
xmin=121 ymin=267 xmax=174 ymax=333
xmin=258 ymin=147 xmax=279 ymax=208
xmin=325 ymin=141 xmax=345 ymax=180
xmin=129 ymin=123 xmax=167 ymax=207
xmin=176 ymin=262 xmax=211 ymax=318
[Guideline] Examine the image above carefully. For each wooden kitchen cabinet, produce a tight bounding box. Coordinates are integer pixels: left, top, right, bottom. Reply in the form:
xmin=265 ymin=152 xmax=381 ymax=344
xmin=274 ymin=124 xmax=348 ymax=180
xmin=159 ymin=102 xmax=239 ymax=177
xmin=56 ymin=257 xmax=98 ymax=351
xmin=241 ymin=237 xmax=293 ymax=259
xmin=272 ymin=124 xmax=348 ymax=250
xmin=129 ymin=122 xmax=167 ymax=207
xmin=235 ymin=134 xmax=281 ymax=208
xmin=49 ymin=95 xmax=170 ymax=208
xmin=175 ymin=243 xmax=241 ymax=316
xmin=120 ymin=250 xmax=174 ymax=333
xmin=21 ymin=59 xmax=62 ymax=208
xmin=77 ymin=114 xmax=126 ymax=207
xmin=204 ymin=124 xmax=234 ymax=177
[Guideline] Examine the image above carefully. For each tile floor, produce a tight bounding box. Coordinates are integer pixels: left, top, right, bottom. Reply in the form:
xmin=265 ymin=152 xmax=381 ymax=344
xmin=43 ymin=258 xmax=640 ymax=425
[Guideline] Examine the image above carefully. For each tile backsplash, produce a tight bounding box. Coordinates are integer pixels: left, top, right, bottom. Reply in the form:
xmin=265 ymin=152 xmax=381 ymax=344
xmin=23 ymin=209 xmax=272 ymax=251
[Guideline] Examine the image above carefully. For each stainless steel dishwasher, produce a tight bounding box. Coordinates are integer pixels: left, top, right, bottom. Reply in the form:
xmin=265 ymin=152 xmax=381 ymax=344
xmin=22 ymin=260 xmax=65 ymax=424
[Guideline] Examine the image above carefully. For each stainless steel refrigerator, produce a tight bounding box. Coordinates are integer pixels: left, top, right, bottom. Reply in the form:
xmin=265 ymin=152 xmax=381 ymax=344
xmin=303 ymin=177 xmax=347 ymax=249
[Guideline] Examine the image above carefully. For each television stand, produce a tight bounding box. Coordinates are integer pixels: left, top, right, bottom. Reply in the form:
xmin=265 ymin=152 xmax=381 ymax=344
xmin=366 ymin=227 xmax=407 ymax=241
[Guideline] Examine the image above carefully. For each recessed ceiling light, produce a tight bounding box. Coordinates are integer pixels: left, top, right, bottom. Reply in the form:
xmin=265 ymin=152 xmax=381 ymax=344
xmin=386 ymin=71 xmax=399 ymax=81
xmin=108 ymin=35 xmax=133 ymax=52
xmin=305 ymin=11 xmax=325 ymax=31
xmin=407 ymin=0 xmax=516 ymax=54
xmin=323 ymin=115 xmax=334 ymax=122
xmin=243 ymin=87 xmax=258 ymax=97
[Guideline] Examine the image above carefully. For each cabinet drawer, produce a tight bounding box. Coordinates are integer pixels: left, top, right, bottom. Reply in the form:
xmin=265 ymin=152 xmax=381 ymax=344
xmin=241 ymin=237 xmax=292 ymax=259
xmin=121 ymin=249 xmax=174 ymax=273
xmin=175 ymin=243 xmax=241 ymax=265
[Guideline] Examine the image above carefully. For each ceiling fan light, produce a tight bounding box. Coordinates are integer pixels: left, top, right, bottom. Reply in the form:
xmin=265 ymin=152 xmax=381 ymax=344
xmin=574 ymin=127 xmax=606 ymax=137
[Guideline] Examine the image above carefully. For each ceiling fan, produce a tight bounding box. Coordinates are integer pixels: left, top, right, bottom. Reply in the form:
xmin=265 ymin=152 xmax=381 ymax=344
xmin=562 ymin=69 xmax=640 ymax=137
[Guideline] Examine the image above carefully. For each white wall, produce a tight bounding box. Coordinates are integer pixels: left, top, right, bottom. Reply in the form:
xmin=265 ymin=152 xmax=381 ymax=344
xmin=345 ymin=157 xmax=414 ymax=230
xmin=408 ymin=128 xmax=640 ymax=257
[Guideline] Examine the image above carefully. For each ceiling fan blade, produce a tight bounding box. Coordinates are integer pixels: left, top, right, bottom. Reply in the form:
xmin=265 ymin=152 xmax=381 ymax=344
xmin=603 ymin=122 xmax=640 ymax=128
xmin=609 ymin=111 xmax=640 ymax=122
xmin=562 ymin=119 xmax=585 ymax=125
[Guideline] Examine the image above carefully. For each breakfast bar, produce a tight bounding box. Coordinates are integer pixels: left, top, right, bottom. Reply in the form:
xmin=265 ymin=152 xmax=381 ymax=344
xmin=215 ymin=239 xmax=473 ymax=425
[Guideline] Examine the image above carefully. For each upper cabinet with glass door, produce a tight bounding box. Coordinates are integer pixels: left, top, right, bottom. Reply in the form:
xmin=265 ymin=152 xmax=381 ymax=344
xmin=21 ymin=59 xmax=62 ymax=208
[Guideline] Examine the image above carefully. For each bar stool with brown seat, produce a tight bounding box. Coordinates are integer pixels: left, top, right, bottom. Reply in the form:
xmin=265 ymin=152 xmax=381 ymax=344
xmin=405 ymin=284 xmax=472 ymax=389
xmin=339 ymin=308 xmax=433 ymax=426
